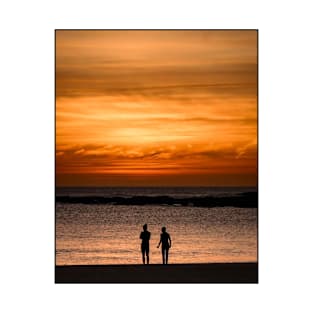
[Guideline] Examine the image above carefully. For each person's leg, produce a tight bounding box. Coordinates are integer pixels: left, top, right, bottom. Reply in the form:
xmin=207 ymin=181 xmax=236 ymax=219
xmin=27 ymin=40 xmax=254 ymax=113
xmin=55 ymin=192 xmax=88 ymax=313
xmin=162 ymin=248 xmax=165 ymax=264
xmin=141 ymin=246 xmax=145 ymax=264
xmin=145 ymin=246 xmax=149 ymax=265
xmin=166 ymin=248 xmax=169 ymax=264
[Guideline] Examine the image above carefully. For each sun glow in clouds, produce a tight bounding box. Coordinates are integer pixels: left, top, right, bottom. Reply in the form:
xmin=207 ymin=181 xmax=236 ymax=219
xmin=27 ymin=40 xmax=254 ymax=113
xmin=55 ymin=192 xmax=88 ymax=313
xmin=56 ymin=30 xmax=257 ymax=186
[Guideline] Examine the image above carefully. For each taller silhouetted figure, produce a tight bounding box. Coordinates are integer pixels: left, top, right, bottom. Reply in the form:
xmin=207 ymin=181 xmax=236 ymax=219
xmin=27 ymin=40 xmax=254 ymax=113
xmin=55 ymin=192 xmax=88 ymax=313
xmin=140 ymin=224 xmax=151 ymax=264
xmin=157 ymin=226 xmax=172 ymax=264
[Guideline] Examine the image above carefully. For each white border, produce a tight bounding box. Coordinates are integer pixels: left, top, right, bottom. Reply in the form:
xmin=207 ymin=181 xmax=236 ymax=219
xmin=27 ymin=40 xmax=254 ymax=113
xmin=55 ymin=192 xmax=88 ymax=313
xmin=1 ymin=0 xmax=313 ymax=312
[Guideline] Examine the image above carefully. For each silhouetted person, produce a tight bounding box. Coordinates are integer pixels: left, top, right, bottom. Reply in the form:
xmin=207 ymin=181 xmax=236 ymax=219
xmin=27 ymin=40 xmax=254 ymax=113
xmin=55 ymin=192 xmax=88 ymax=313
xmin=157 ymin=226 xmax=171 ymax=264
xmin=140 ymin=224 xmax=151 ymax=264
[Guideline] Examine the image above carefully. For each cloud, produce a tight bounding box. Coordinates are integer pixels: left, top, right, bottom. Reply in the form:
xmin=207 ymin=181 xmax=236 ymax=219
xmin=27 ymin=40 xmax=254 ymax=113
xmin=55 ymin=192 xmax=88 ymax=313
xmin=236 ymin=139 xmax=258 ymax=159
xmin=56 ymin=30 xmax=257 ymax=186
xmin=56 ymin=30 xmax=257 ymax=100
xmin=56 ymin=143 xmax=257 ymax=177
xmin=56 ymin=65 xmax=257 ymax=100
xmin=74 ymin=149 xmax=85 ymax=154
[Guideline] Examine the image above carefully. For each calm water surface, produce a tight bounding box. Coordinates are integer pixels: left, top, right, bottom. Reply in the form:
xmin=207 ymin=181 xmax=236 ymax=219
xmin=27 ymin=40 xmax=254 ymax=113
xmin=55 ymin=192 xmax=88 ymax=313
xmin=56 ymin=187 xmax=257 ymax=265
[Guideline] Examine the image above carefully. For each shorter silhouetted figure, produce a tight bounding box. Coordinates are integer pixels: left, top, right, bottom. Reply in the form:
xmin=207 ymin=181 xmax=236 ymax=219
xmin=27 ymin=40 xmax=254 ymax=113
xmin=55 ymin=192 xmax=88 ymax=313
xmin=140 ymin=224 xmax=151 ymax=264
xmin=157 ymin=226 xmax=171 ymax=264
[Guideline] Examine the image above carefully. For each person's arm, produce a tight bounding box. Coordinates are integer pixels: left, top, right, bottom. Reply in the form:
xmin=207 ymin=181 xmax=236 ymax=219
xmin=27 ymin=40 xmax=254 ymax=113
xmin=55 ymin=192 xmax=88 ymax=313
xmin=168 ymin=235 xmax=172 ymax=248
xmin=140 ymin=232 xmax=143 ymax=239
xmin=157 ymin=235 xmax=161 ymax=248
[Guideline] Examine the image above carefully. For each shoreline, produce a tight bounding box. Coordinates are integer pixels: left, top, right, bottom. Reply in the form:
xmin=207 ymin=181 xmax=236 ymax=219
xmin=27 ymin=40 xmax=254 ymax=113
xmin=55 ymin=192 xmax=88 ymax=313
xmin=55 ymin=262 xmax=258 ymax=283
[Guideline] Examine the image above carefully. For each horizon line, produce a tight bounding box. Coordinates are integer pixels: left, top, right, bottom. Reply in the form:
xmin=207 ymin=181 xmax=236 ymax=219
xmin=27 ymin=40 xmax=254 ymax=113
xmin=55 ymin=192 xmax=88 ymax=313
xmin=56 ymin=185 xmax=258 ymax=188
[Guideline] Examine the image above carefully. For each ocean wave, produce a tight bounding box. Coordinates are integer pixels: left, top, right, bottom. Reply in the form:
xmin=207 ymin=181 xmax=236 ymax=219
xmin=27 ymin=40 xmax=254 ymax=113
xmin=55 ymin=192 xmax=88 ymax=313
xmin=56 ymin=192 xmax=257 ymax=208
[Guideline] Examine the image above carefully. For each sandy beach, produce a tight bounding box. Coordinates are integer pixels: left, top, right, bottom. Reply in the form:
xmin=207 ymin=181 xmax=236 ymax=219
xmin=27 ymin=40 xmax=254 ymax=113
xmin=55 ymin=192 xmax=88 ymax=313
xmin=55 ymin=262 xmax=258 ymax=283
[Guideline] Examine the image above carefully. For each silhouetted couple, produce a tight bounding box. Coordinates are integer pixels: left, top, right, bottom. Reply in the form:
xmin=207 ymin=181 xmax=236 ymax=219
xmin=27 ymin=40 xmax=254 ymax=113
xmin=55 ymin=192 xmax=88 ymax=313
xmin=140 ymin=224 xmax=172 ymax=265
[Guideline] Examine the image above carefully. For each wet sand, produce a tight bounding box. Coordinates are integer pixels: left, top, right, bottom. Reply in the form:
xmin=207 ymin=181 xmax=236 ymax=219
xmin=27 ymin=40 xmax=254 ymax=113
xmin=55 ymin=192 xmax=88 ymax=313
xmin=55 ymin=263 xmax=258 ymax=283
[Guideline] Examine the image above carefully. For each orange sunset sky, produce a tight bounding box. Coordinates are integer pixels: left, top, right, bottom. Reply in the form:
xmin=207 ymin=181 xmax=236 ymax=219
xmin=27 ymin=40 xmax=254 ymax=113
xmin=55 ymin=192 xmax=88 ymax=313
xmin=56 ymin=30 xmax=257 ymax=187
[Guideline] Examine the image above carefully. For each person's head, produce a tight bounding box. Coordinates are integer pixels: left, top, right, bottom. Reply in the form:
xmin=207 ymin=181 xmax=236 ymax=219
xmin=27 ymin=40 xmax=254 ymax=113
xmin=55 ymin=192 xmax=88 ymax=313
xmin=143 ymin=224 xmax=148 ymax=231
xmin=162 ymin=226 xmax=166 ymax=233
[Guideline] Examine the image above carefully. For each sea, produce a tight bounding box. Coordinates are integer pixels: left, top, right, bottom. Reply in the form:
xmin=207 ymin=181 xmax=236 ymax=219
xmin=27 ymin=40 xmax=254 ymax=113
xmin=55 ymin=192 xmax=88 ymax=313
xmin=56 ymin=187 xmax=257 ymax=265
